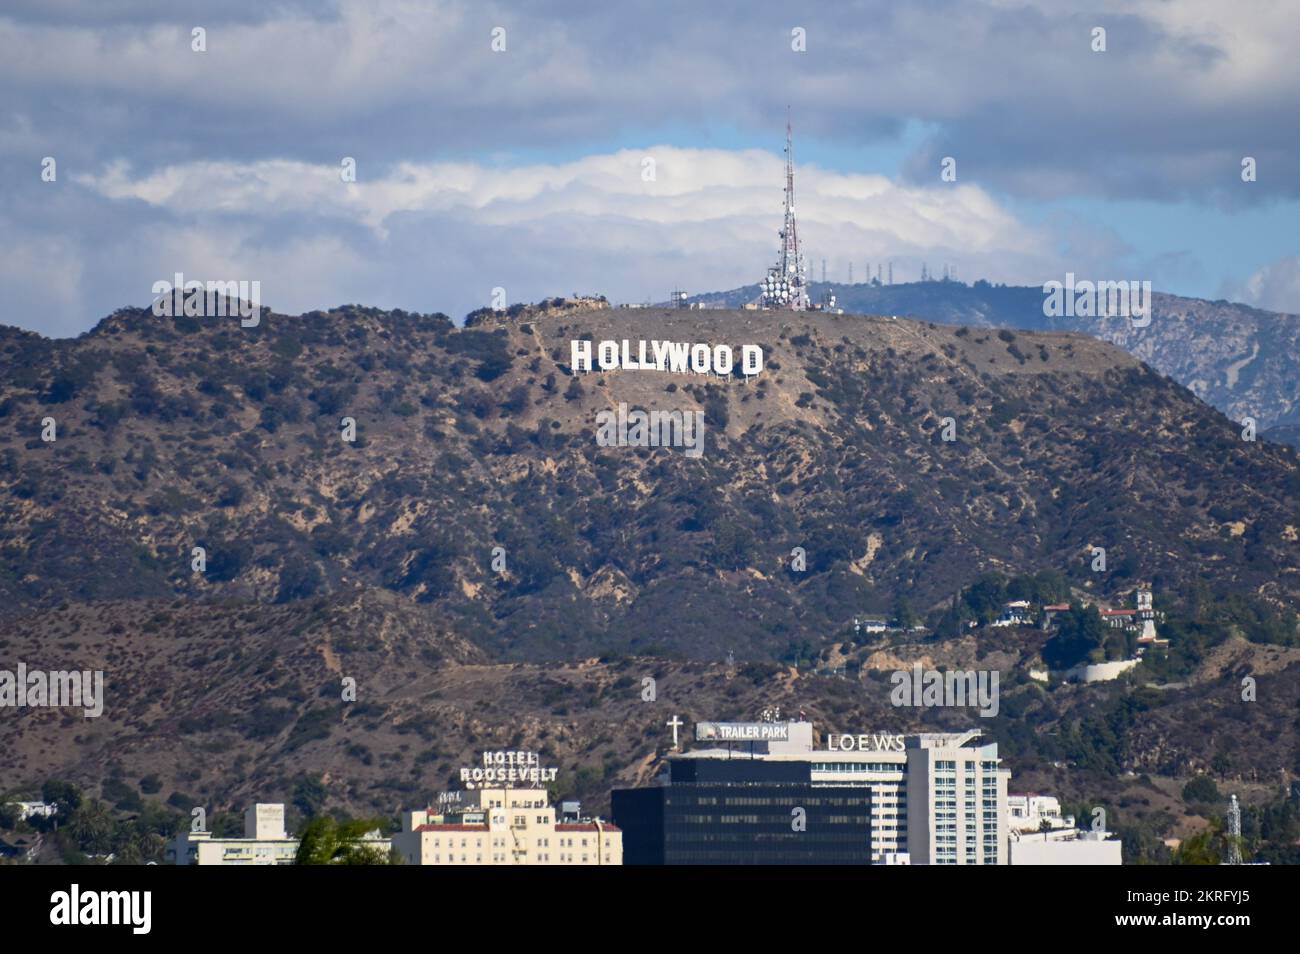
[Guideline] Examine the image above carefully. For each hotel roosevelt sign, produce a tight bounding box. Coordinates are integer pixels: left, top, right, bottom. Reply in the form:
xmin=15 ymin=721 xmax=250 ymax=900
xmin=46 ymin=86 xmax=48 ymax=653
xmin=459 ymin=750 xmax=558 ymax=789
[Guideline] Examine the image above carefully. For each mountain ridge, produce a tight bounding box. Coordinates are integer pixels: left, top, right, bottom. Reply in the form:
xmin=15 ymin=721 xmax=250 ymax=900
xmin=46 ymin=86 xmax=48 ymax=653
xmin=690 ymin=281 xmax=1300 ymax=446
xmin=1 ymin=302 xmax=1296 ymax=662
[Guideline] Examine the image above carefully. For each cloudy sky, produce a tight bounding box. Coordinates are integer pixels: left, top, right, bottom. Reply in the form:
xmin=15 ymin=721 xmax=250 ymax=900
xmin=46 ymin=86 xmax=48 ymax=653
xmin=3 ymin=0 xmax=1299 ymax=336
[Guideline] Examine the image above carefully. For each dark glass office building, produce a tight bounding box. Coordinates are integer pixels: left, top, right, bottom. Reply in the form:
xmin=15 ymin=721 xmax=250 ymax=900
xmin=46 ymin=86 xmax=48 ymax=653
xmin=612 ymin=757 xmax=873 ymax=864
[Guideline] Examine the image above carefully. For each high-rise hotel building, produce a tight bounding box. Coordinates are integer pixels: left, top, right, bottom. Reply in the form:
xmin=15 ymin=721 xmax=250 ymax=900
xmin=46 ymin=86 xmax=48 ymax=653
xmin=904 ymin=735 xmax=1008 ymax=865
xmin=614 ymin=722 xmax=1009 ymax=865
xmin=810 ymin=729 xmax=1008 ymax=864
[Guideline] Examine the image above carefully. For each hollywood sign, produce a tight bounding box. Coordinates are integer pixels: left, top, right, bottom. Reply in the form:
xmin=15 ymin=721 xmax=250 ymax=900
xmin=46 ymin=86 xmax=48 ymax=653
xmin=571 ymin=339 xmax=764 ymax=377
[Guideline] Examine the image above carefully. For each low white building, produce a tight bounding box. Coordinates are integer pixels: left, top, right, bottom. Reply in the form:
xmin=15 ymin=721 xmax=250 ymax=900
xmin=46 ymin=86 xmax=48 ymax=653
xmin=169 ymin=803 xmax=298 ymax=866
xmin=1006 ymin=791 xmax=1122 ymax=863
xmin=167 ymin=802 xmax=390 ymax=865
xmin=989 ymin=601 xmax=1032 ymax=628
xmin=5 ymin=800 xmax=57 ymax=822
xmin=1009 ymin=828 xmax=1122 ymax=865
xmin=1062 ymin=658 xmax=1140 ymax=683
xmin=1008 ymin=794 xmax=1074 ymax=833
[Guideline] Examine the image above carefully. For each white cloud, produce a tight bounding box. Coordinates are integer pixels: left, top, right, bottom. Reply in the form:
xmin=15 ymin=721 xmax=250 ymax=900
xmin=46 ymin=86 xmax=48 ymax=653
xmin=75 ymin=147 xmax=1049 ymax=253
xmin=62 ymin=147 xmax=1075 ymax=324
xmin=1228 ymin=254 xmax=1300 ymax=315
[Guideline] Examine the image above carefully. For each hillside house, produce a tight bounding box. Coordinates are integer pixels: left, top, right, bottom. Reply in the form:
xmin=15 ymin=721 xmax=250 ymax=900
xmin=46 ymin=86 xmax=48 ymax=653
xmin=989 ymin=600 xmax=1032 ymax=628
xmin=1102 ymin=584 xmax=1167 ymax=651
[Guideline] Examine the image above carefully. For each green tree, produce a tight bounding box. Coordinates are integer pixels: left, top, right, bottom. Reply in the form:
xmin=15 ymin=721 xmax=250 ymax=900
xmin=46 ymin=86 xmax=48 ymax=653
xmin=295 ymin=816 xmax=391 ymax=865
xmin=65 ymin=799 xmax=116 ymax=857
xmin=1181 ymin=776 xmax=1221 ymax=805
xmin=41 ymin=780 xmax=83 ymax=820
xmin=962 ymin=574 xmax=1007 ymax=624
xmin=1173 ymin=826 xmax=1226 ymax=865
xmin=1042 ymin=604 xmax=1106 ymax=670
xmin=292 ymin=775 xmax=327 ymax=820
xmin=893 ymin=597 xmax=919 ymax=631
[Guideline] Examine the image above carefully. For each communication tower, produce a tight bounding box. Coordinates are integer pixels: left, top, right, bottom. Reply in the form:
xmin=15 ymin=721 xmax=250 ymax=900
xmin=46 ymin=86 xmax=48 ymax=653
xmin=759 ymin=114 xmax=811 ymax=311
xmin=1225 ymin=794 xmax=1243 ymax=865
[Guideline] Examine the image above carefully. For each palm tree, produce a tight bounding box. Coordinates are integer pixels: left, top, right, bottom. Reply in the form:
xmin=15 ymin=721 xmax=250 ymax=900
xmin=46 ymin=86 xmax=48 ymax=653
xmin=116 ymin=823 xmax=164 ymax=864
xmin=66 ymin=799 xmax=116 ymax=857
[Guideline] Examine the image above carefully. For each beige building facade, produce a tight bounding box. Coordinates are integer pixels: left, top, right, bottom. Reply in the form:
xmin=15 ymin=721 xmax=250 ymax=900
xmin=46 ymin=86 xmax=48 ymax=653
xmin=394 ymin=785 xmax=621 ymax=866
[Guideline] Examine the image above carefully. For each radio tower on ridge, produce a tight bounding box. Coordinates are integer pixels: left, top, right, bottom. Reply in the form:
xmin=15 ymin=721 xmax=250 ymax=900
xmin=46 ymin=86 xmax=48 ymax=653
xmin=759 ymin=112 xmax=811 ymax=310
xmin=1225 ymin=794 xmax=1243 ymax=865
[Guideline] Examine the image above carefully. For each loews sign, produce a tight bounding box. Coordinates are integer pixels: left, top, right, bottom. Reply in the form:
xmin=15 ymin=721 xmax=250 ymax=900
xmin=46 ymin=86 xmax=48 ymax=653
xmin=825 ymin=732 xmax=905 ymax=752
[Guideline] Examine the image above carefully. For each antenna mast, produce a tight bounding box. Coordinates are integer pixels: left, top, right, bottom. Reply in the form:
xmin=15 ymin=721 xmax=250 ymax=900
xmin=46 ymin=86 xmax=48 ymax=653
xmin=760 ymin=111 xmax=810 ymax=310
xmin=1225 ymin=794 xmax=1243 ymax=865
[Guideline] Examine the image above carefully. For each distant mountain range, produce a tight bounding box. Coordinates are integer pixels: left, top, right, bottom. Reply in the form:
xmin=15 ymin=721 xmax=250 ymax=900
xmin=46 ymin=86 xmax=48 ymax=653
xmin=690 ymin=281 xmax=1300 ymax=448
